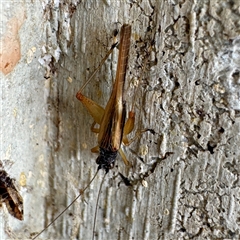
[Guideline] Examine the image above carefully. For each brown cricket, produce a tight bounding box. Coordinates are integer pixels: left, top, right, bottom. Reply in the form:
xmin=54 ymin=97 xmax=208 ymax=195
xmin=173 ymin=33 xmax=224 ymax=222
xmin=32 ymin=24 xmax=135 ymax=239
xmin=0 ymin=169 xmax=23 ymax=221
xmin=76 ymin=23 xmax=133 ymax=171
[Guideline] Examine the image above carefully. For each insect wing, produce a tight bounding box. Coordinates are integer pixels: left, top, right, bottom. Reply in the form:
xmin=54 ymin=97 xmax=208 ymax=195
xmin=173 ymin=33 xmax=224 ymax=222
xmin=98 ymin=100 xmax=127 ymax=151
xmin=98 ymin=24 xmax=132 ymax=151
xmin=5 ymin=186 xmax=24 ymax=220
xmin=0 ymin=170 xmax=23 ymax=220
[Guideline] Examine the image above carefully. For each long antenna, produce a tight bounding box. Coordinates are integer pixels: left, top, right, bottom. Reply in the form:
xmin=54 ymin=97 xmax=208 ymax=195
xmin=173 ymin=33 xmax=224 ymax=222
xmin=92 ymin=172 xmax=107 ymax=240
xmin=32 ymin=169 xmax=99 ymax=240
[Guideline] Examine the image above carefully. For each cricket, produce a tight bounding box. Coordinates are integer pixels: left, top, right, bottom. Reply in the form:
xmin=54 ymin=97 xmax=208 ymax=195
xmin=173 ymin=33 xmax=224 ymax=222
xmin=0 ymin=169 xmax=23 ymax=221
xmin=32 ymin=23 xmax=146 ymax=239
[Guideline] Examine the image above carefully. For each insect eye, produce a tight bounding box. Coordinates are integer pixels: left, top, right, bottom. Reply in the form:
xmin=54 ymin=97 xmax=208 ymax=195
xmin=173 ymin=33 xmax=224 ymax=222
xmin=96 ymin=156 xmax=101 ymax=164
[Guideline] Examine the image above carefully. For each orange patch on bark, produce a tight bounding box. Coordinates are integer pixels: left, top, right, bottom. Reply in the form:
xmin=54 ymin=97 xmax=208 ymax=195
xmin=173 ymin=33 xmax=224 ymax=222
xmin=0 ymin=10 xmax=26 ymax=75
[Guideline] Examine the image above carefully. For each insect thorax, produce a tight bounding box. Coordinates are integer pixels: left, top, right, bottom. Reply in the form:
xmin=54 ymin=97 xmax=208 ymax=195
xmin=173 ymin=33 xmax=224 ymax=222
xmin=96 ymin=148 xmax=118 ymax=173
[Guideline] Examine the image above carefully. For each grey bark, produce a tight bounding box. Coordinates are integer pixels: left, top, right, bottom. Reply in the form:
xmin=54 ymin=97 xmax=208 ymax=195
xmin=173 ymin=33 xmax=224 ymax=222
xmin=1 ymin=1 xmax=240 ymax=240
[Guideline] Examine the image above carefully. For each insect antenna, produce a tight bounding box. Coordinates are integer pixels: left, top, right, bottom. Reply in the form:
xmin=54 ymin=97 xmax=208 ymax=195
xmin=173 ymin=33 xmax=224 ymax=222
xmin=92 ymin=172 xmax=107 ymax=240
xmin=32 ymin=169 xmax=100 ymax=240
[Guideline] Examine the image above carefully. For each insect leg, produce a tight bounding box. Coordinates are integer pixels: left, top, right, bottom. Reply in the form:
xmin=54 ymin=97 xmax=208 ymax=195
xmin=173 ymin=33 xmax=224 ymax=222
xmin=76 ymin=94 xmax=104 ymax=125
xmin=76 ymin=42 xmax=118 ymax=94
xmin=122 ymin=111 xmax=135 ymax=145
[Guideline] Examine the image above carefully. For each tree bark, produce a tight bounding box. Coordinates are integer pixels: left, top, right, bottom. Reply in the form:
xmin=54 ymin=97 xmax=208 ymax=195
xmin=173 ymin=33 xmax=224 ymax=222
xmin=1 ymin=1 xmax=240 ymax=239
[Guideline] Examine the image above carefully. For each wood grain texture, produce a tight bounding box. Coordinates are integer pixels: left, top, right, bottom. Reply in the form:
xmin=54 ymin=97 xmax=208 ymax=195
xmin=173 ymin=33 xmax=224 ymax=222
xmin=1 ymin=1 xmax=240 ymax=239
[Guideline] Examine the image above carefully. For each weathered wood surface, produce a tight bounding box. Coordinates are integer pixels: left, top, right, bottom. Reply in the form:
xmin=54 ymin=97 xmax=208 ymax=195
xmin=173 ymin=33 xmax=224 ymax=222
xmin=1 ymin=1 xmax=240 ymax=239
